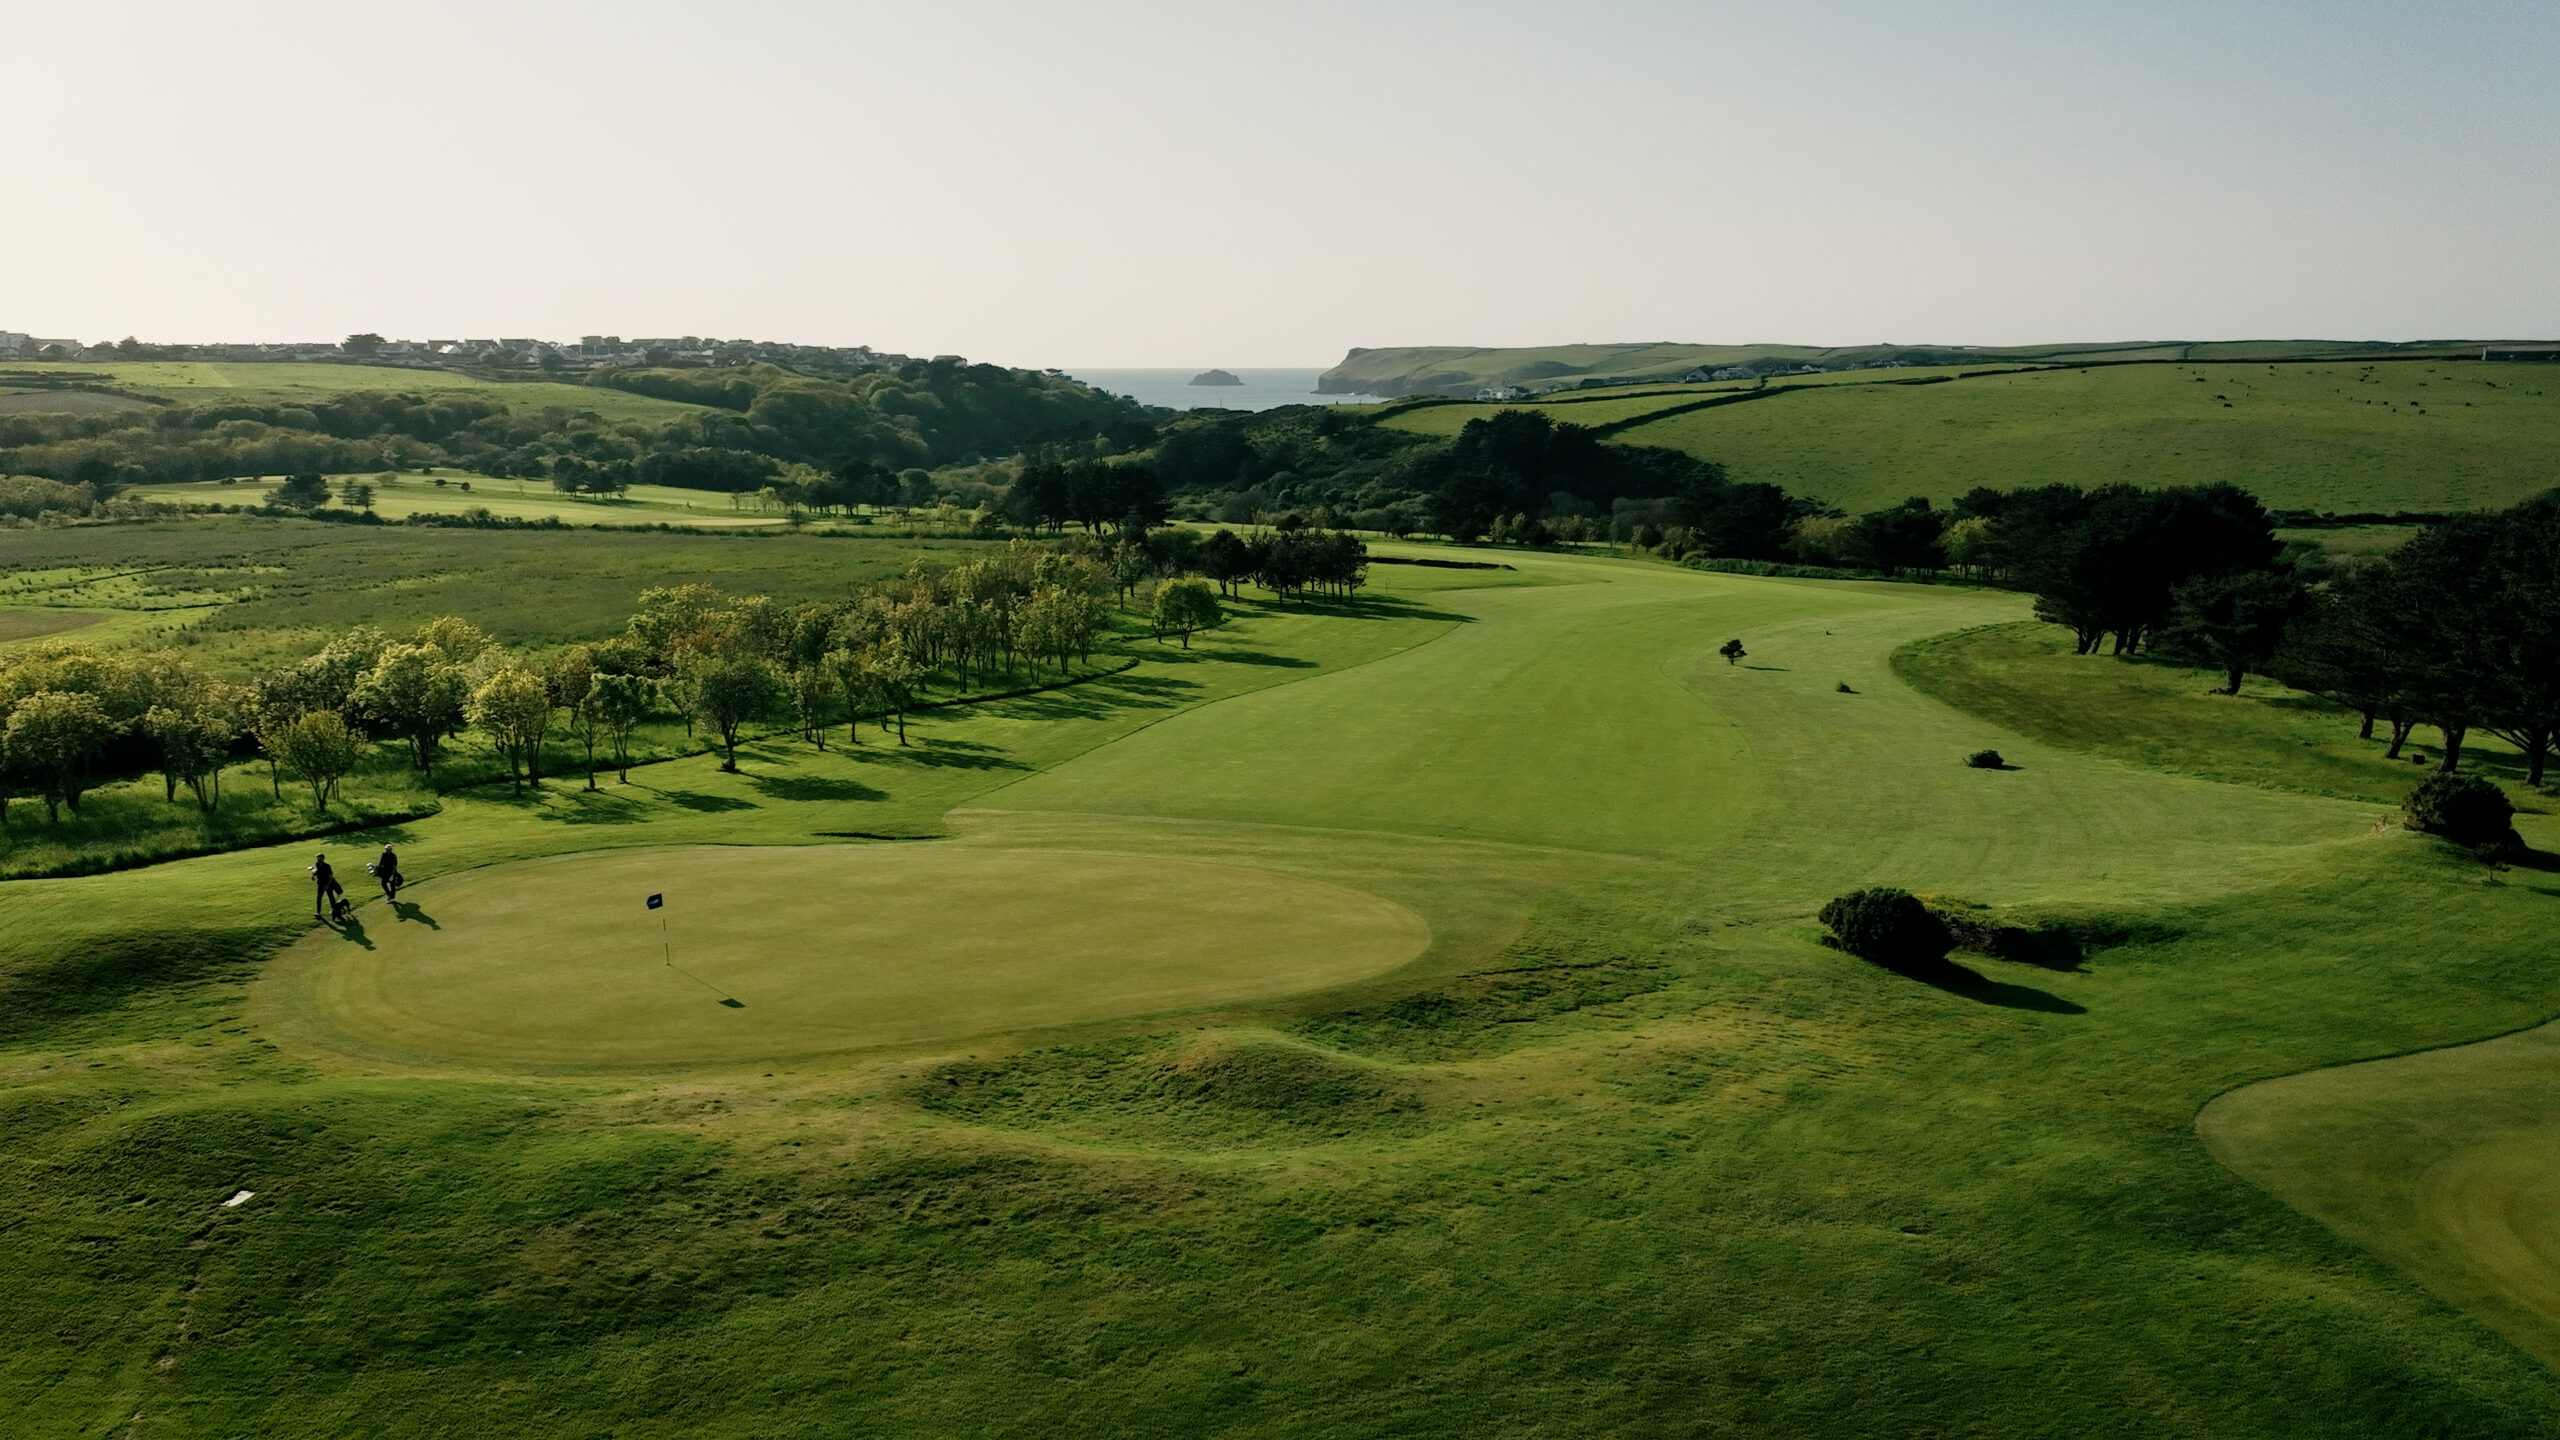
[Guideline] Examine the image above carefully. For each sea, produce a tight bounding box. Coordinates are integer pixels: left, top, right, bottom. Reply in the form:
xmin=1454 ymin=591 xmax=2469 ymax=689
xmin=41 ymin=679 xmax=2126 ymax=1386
xmin=1062 ymin=367 xmax=1384 ymax=412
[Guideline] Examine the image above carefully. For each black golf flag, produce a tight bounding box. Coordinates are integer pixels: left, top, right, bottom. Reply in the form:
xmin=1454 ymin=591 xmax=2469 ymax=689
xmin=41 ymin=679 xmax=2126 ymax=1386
xmin=646 ymin=893 xmax=663 ymax=910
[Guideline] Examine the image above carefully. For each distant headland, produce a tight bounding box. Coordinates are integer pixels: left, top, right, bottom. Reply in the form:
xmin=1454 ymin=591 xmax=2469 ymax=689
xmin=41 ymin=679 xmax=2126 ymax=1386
xmin=1187 ymin=369 xmax=1244 ymax=387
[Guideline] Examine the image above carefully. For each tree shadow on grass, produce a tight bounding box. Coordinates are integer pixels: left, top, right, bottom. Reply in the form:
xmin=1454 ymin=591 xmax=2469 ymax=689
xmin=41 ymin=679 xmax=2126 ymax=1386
xmin=2502 ymin=847 xmax=2559 ymax=890
xmin=1852 ymin=948 xmax=2085 ymax=1013
xmin=1335 ymin=594 xmax=1474 ymax=624
xmin=1098 ymin=673 xmax=1200 ymax=700
xmin=546 ymin=787 xmax=653 ymax=826
xmin=849 ymin=741 xmax=1029 ymax=773
xmin=749 ymin=775 xmax=886 ymax=803
xmin=1207 ymin=650 xmax=1317 ymax=668
xmin=983 ymin=676 xmax=1197 ymax=722
xmin=654 ymin=789 xmax=759 ymax=813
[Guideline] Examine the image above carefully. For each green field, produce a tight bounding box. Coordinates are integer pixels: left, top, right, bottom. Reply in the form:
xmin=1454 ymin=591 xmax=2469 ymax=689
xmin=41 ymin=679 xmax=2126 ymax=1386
xmin=1322 ymin=339 xmax=2533 ymax=397
xmin=1381 ymin=360 xmax=2560 ymax=515
xmin=8 ymin=541 xmax=2560 ymax=1435
xmin=7 ymin=361 xmax=711 ymax=425
xmin=128 ymin=473 xmax=792 ymax=529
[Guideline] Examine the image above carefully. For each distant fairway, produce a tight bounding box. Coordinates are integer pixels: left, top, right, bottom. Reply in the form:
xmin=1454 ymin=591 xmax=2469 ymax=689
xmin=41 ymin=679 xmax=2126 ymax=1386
xmin=279 ymin=844 xmax=1431 ymax=1067
xmin=1382 ymin=360 xmax=2560 ymax=514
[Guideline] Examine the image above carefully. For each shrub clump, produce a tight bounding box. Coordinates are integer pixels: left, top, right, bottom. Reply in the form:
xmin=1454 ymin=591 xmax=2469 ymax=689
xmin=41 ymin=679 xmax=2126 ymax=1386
xmin=1818 ymin=887 xmax=1953 ymax=969
xmin=1967 ymin=749 xmax=2004 ymax=769
xmin=2402 ymin=773 xmax=2520 ymax=851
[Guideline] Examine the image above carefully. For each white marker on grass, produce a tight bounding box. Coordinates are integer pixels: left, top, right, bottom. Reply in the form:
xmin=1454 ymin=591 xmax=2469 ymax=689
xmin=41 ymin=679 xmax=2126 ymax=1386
xmin=222 ymin=1190 xmax=253 ymax=1208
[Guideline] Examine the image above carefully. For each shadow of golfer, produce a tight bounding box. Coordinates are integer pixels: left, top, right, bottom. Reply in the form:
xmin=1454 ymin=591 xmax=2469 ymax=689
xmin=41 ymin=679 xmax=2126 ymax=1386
xmin=390 ymin=900 xmax=439 ymax=928
xmin=333 ymin=915 xmax=376 ymax=951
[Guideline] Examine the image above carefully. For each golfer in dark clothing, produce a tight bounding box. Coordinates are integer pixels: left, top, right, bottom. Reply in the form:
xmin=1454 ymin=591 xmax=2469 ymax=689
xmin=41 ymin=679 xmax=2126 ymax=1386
xmin=371 ymin=844 xmax=403 ymax=901
xmin=309 ymin=853 xmax=344 ymax=921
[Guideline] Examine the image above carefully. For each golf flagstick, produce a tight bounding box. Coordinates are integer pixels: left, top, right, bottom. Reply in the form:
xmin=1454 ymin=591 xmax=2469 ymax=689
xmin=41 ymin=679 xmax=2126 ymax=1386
xmin=648 ymin=892 xmax=743 ymax=1007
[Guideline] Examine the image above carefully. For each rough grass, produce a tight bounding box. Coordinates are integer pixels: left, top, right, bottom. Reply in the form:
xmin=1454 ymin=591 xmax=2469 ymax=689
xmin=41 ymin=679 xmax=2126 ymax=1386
xmin=0 ymin=518 xmax=1009 ymax=667
xmin=1385 ymin=359 xmax=2560 ymax=515
xmin=0 ymin=608 xmax=106 ymax=644
xmin=1891 ymin=619 xmax=2536 ymax=802
xmin=6 ymin=548 xmax=2560 ymax=1436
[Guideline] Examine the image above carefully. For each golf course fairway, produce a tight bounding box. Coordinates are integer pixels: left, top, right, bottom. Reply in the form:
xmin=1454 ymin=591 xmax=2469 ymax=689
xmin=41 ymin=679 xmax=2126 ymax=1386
xmin=271 ymin=845 xmax=1431 ymax=1067
xmin=13 ymin=541 xmax=2560 ymax=1437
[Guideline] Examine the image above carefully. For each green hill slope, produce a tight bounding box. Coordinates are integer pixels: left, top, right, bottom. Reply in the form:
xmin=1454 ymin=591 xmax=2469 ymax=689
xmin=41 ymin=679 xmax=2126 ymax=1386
xmin=1379 ymin=358 xmax=2560 ymax=515
xmin=7 ymin=361 xmax=711 ymax=424
xmin=1321 ymin=339 xmax=2543 ymax=398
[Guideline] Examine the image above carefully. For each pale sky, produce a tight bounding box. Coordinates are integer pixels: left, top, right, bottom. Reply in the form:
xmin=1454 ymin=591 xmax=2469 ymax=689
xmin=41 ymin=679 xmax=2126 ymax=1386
xmin=9 ymin=1 xmax=2555 ymax=366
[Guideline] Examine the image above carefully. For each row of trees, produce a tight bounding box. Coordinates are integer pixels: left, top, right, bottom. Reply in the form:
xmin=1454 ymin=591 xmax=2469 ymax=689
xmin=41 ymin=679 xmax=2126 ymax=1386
xmin=608 ymin=547 xmax=1124 ymax=768
xmin=1137 ymin=407 xmax=1809 ymax=561
xmin=2275 ymin=493 xmax=2560 ymax=783
xmin=1189 ymin=527 xmax=1370 ymax=601
xmin=2 ymin=518 xmax=1378 ymax=820
xmin=1931 ymin=481 xmax=2559 ymax=786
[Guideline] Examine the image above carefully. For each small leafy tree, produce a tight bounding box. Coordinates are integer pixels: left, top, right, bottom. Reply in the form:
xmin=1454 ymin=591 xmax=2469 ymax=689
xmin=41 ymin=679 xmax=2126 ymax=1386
xmin=788 ymin=662 xmax=838 ymax=749
xmin=822 ymin=647 xmax=874 ymax=744
xmin=2154 ymin=570 xmax=2306 ymax=695
xmin=2402 ymin=773 xmax=2518 ymax=850
xmin=1817 ymin=887 xmax=1953 ymax=970
xmin=469 ymin=667 xmax=553 ymax=796
xmin=273 ymin=710 xmax=366 ymax=813
xmin=866 ymin=639 xmax=919 ymax=746
xmin=1718 ymin=639 xmax=1747 ymax=666
xmin=413 ymin=615 xmax=497 ymax=665
xmin=145 ymin=684 xmax=249 ymax=812
xmin=1153 ymin=577 xmax=1222 ymax=649
xmin=1202 ymin=529 xmax=1254 ymax=596
xmin=587 ymin=673 xmax=654 ymax=783
xmin=692 ymin=656 xmax=785 ymax=771
xmin=273 ymin=473 xmax=331 ymax=510
xmin=4 ymin=690 xmax=113 ymax=821
xmin=1112 ymin=547 xmax=1152 ymax=610
xmin=353 ymin=643 xmax=470 ymax=776
xmin=547 ymin=646 xmax=601 ymax=789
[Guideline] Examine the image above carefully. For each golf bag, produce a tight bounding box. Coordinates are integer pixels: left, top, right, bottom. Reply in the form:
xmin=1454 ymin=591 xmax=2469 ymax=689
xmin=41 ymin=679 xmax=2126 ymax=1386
xmin=368 ymin=861 xmax=403 ymax=902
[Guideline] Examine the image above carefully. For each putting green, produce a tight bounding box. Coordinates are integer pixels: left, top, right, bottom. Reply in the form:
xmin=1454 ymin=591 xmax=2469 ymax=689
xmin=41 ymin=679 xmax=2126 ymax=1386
xmin=2201 ymin=1019 xmax=2560 ymax=1369
xmin=273 ymin=845 xmax=1431 ymax=1067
